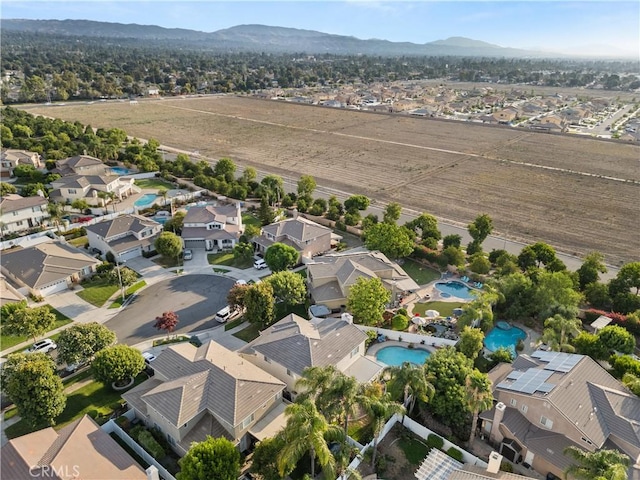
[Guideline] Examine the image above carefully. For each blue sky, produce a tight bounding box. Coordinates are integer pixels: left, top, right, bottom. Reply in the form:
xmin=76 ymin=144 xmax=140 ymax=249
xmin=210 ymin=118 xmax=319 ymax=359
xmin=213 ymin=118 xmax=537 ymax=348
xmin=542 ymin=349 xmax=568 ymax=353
xmin=3 ymin=1 xmax=639 ymax=57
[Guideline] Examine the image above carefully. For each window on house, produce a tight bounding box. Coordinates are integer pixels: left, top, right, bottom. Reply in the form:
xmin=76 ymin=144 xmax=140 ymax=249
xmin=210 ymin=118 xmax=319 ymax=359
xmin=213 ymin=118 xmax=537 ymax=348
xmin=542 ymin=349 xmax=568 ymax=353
xmin=242 ymin=413 xmax=255 ymax=429
xmin=15 ymin=221 xmax=23 ymax=226
xmin=167 ymin=435 xmax=176 ymax=445
xmin=510 ymin=398 xmax=517 ymax=407
xmin=12 ymin=212 xmax=19 ymax=216
xmin=540 ymin=416 xmax=553 ymax=429
xmin=350 ymin=346 xmax=359 ymax=358
xmin=521 ymin=405 xmax=528 ymax=414
xmin=68 ymin=189 xmax=77 ymax=194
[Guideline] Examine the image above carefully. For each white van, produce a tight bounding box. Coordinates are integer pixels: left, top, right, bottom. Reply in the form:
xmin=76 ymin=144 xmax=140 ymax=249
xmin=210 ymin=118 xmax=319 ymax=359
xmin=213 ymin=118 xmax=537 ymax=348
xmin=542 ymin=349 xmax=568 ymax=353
xmin=253 ymin=258 xmax=267 ymax=270
xmin=214 ymin=305 xmax=232 ymax=323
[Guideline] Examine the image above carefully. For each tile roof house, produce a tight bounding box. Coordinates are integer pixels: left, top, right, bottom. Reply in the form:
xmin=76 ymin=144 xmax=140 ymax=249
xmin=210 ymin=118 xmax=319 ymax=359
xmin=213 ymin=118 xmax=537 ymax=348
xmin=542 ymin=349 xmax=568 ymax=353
xmin=0 ymin=414 xmax=147 ymax=480
xmin=85 ymin=214 xmax=163 ymax=261
xmin=0 ymin=149 xmax=43 ymax=178
xmin=240 ymin=313 xmax=384 ymax=396
xmin=49 ymin=174 xmax=137 ymax=207
xmin=254 ymin=215 xmax=333 ymax=261
xmin=306 ymin=250 xmax=420 ymax=309
xmin=0 ymin=193 xmax=49 ymax=236
xmin=480 ymin=351 xmax=640 ymax=479
xmin=181 ymin=203 xmax=243 ymax=251
xmin=0 ymin=241 xmax=101 ymax=296
xmin=123 ymin=341 xmax=286 ymax=454
xmin=54 ymin=155 xmax=110 ymax=177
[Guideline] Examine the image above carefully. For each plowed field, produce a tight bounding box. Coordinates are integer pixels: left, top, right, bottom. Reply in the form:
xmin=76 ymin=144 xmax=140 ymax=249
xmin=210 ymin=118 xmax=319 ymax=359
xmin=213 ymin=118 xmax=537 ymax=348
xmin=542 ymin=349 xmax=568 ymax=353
xmin=25 ymin=96 xmax=640 ymax=265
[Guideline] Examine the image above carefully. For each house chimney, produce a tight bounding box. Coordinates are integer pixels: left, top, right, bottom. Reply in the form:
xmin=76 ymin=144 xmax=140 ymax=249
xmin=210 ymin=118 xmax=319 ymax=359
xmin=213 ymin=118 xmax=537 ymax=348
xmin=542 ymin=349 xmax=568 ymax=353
xmin=292 ymin=208 xmax=298 ymax=220
xmin=146 ymin=466 xmax=160 ymax=480
xmin=489 ymin=402 xmax=506 ymax=444
xmin=341 ymin=312 xmax=353 ymax=324
xmin=487 ymin=451 xmax=503 ymax=474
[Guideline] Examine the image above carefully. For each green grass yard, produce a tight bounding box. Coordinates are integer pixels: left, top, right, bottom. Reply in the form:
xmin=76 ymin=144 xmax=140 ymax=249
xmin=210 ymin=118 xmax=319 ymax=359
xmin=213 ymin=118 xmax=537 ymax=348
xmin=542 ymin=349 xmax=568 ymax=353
xmin=108 ymin=281 xmax=147 ymax=308
xmin=76 ymin=278 xmax=119 ymax=307
xmin=68 ymin=235 xmax=88 ymax=248
xmin=242 ymin=212 xmax=261 ymax=228
xmin=232 ymin=323 xmax=261 ymax=343
xmin=398 ymin=435 xmax=430 ymax=465
xmin=207 ymin=251 xmax=252 ymax=269
xmin=134 ymin=178 xmax=175 ymax=190
xmin=0 ymin=307 xmax=72 ymax=351
xmin=412 ymin=301 xmax=465 ymax=318
xmin=400 ymin=259 xmax=441 ymax=285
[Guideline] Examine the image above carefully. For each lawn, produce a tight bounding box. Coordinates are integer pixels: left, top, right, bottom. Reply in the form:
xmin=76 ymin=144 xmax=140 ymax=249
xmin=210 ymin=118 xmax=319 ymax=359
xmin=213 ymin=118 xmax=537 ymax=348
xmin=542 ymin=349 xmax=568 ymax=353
xmin=4 ymin=373 xmax=148 ymax=439
xmin=68 ymin=235 xmax=88 ymax=248
xmin=398 ymin=435 xmax=430 ymax=465
xmin=275 ymin=301 xmax=310 ymax=320
xmin=224 ymin=317 xmax=246 ymax=331
xmin=400 ymin=259 xmax=441 ymax=285
xmin=0 ymin=307 xmax=72 ymax=351
xmin=134 ymin=178 xmax=174 ymax=190
xmin=233 ymin=323 xmax=262 ymax=343
xmin=76 ymin=277 xmax=119 ymax=307
xmin=108 ymin=281 xmax=147 ymax=308
xmin=152 ymin=256 xmax=181 ymax=268
xmin=207 ymin=251 xmax=252 ymax=269
xmin=242 ymin=212 xmax=261 ymax=228
xmin=413 ymin=301 xmax=465 ymax=318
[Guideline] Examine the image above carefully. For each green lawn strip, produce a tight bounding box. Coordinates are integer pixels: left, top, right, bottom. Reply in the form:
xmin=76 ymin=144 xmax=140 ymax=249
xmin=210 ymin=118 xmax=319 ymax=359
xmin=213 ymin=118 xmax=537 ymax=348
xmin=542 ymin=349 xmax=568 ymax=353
xmin=76 ymin=278 xmax=119 ymax=307
xmin=400 ymin=259 xmax=441 ymax=285
xmin=398 ymin=435 xmax=430 ymax=465
xmin=241 ymin=212 xmax=261 ymax=228
xmin=232 ymin=323 xmax=261 ymax=343
xmin=207 ymin=251 xmax=252 ymax=269
xmin=134 ymin=178 xmax=174 ymax=190
xmin=224 ymin=317 xmax=246 ymax=331
xmin=67 ymin=235 xmax=88 ymax=247
xmin=4 ymin=373 xmax=148 ymax=439
xmin=213 ymin=267 xmax=230 ymax=274
xmin=1 ymin=307 xmax=72 ymax=351
xmin=412 ymin=301 xmax=465 ymax=318
xmin=153 ymin=335 xmax=190 ymax=347
xmin=275 ymin=302 xmax=310 ymax=320
xmin=108 ymin=281 xmax=147 ymax=308
xmin=152 ymin=256 xmax=181 ymax=268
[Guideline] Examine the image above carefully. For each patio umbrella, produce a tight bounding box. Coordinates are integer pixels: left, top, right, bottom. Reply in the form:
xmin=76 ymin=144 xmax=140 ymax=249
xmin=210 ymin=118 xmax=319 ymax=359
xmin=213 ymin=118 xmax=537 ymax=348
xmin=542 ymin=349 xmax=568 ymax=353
xmin=425 ymin=309 xmax=440 ymax=318
xmin=412 ymin=316 xmax=427 ymax=325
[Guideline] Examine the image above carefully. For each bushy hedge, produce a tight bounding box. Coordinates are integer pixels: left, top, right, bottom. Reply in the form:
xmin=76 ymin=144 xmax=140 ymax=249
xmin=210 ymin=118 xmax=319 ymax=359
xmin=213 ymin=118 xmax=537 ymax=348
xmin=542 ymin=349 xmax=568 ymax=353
xmin=447 ymin=447 xmax=464 ymax=462
xmin=138 ymin=429 xmax=165 ymax=460
xmin=426 ymin=434 xmax=444 ymax=450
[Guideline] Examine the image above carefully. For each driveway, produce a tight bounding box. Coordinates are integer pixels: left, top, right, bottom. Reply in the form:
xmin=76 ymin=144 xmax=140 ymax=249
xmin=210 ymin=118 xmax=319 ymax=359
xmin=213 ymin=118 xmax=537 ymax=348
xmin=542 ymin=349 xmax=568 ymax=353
xmin=104 ymin=274 xmax=234 ymax=345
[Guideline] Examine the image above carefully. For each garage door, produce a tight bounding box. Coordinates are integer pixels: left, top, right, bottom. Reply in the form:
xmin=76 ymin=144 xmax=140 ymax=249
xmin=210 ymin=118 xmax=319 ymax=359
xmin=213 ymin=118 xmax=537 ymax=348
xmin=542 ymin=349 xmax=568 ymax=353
xmin=40 ymin=279 xmax=69 ymax=296
xmin=119 ymin=248 xmax=142 ymax=262
xmin=184 ymin=239 xmax=205 ymax=249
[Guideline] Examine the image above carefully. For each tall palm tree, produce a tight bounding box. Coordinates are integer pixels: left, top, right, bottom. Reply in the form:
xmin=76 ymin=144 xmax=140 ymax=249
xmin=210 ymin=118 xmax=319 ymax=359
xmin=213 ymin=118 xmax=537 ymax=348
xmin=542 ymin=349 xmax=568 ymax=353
xmin=541 ymin=314 xmax=582 ymax=352
xmin=382 ymin=362 xmax=435 ymax=416
xmin=362 ymin=391 xmax=405 ymax=467
xmin=46 ymin=201 xmax=64 ymax=229
xmin=328 ymin=373 xmax=362 ymax=435
xmin=277 ymin=399 xmax=344 ymax=479
xmin=563 ymin=446 xmax=629 ymax=480
xmin=465 ymin=370 xmax=494 ymax=444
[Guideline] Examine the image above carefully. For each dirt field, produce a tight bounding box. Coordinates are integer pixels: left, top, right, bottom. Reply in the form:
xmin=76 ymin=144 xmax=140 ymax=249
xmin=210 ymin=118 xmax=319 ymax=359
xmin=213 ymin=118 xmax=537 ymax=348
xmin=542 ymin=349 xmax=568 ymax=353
xmin=24 ymin=96 xmax=640 ymax=265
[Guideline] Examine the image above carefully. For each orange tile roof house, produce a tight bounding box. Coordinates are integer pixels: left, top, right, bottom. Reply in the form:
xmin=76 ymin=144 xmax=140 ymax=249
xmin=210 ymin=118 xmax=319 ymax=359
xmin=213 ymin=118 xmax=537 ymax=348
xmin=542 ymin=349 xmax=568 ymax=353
xmin=123 ymin=341 xmax=286 ymax=454
xmin=1 ymin=414 xmax=147 ymax=480
xmin=480 ymin=351 xmax=640 ymax=480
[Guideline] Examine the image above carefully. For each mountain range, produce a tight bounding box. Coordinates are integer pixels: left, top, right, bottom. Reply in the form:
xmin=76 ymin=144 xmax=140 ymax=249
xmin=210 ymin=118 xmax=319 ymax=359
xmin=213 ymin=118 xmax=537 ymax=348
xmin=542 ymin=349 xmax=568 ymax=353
xmin=1 ymin=19 xmax=553 ymax=57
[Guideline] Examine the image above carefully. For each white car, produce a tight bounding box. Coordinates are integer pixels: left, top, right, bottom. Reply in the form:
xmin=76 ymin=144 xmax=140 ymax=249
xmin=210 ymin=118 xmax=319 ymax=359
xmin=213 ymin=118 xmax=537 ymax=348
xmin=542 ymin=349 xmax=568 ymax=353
xmin=253 ymin=259 xmax=267 ymax=270
xmin=25 ymin=338 xmax=57 ymax=354
xmin=235 ymin=279 xmax=248 ymax=286
xmin=142 ymin=352 xmax=156 ymax=364
xmin=183 ymin=249 xmax=193 ymax=261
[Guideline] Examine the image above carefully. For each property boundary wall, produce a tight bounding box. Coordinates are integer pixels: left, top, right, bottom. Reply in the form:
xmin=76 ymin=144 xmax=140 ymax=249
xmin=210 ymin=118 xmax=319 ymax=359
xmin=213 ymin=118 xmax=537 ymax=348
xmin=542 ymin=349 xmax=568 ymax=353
xmin=355 ymin=325 xmax=458 ymax=348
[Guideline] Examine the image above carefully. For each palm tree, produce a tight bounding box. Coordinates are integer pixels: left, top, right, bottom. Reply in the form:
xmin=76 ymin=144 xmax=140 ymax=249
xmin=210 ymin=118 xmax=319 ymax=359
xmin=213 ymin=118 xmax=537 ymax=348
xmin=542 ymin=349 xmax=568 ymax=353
xmin=382 ymin=362 xmax=434 ymax=416
xmin=541 ymin=314 xmax=582 ymax=352
xmin=362 ymin=391 xmax=405 ymax=467
xmin=465 ymin=370 xmax=494 ymax=445
xmin=158 ymin=187 xmax=168 ymax=206
xmin=277 ymin=399 xmax=344 ymax=479
xmin=46 ymin=201 xmax=64 ymax=229
xmin=329 ymin=373 xmax=362 ymax=435
xmin=296 ymin=365 xmax=340 ymax=412
xmin=563 ymin=446 xmax=629 ymax=480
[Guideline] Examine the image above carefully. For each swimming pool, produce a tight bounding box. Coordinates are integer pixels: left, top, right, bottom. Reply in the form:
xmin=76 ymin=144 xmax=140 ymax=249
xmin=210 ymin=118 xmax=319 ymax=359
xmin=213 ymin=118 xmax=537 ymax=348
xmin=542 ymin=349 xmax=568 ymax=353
xmin=435 ymin=281 xmax=474 ymax=300
xmin=375 ymin=346 xmax=431 ymax=366
xmin=134 ymin=194 xmax=158 ymax=207
xmin=484 ymin=323 xmax=526 ymax=355
xmin=110 ymin=167 xmax=131 ymax=175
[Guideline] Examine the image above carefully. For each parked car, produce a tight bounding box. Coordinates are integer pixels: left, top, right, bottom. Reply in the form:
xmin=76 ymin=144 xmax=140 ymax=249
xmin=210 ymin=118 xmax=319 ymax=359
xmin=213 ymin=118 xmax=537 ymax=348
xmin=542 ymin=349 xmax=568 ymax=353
xmin=183 ymin=249 xmax=193 ymax=261
xmin=142 ymin=352 xmax=156 ymax=364
xmin=24 ymin=338 xmax=57 ymax=354
xmin=64 ymin=360 xmax=89 ymax=373
xmin=235 ymin=279 xmax=247 ymax=286
xmin=253 ymin=259 xmax=267 ymax=270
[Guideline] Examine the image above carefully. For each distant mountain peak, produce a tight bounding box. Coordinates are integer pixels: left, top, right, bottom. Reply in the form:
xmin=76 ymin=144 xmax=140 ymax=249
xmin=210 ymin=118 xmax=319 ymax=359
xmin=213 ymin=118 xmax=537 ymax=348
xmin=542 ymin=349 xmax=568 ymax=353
xmin=429 ymin=37 xmax=503 ymax=49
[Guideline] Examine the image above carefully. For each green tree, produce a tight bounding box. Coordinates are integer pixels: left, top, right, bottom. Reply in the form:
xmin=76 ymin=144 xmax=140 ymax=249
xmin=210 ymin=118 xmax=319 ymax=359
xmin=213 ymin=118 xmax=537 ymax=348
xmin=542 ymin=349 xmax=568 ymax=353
xmin=361 ymin=213 xmax=379 ymax=230
xmin=213 ymin=157 xmax=237 ymax=182
xmin=343 ymin=194 xmax=369 ymax=213
xmin=465 ymin=370 xmax=494 ymax=444
xmin=458 ymin=326 xmax=485 ymax=360
xmin=0 ymin=182 xmax=17 ymax=196
xmin=163 ymin=210 xmax=185 ymax=234
xmin=261 ymin=174 xmax=284 ymax=205
xmin=258 ymin=196 xmax=275 ymax=225
xmin=469 ymin=253 xmax=491 ymax=274
xmin=277 ymin=399 xmax=344 ymax=479
xmin=467 ymin=213 xmax=493 ymax=252
xmin=266 ymin=270 xmax=307 ymax=306
xmin=608 ymin=262 xmax=640 ymax=314
xmin=264 ymin=242 xmax=299 ymax=272
xmin=109 ymin=266 xmax=138 ymax=287
xmin=243 ymin=223 xmax=261 ymax=240
xmin=577 ymin=252 xmax=607 ymax=291
xmin=244 ymin=282 xmax=275 ymax=327
xmin=572 ymin=332 xmax=607 ymax=359
xmin=178 ymin=436 xmax=240 ymax=480
xmin=615 ymin=262 xmax=640 ymax=295
xmin=56 ymin=322 xmax=116 ymax=366
xmin=442 ymin=246 xmax=466 ymax=268
xmin=91 ymin=345 xmax=145 ymax=385
xmin=533 ymin=271 xmax=583 ymax=320
xmin=597 ymin=325 xmax=635 ymax=354
xmin=622 ymin=373 xmax=640 ymax=396
xmin=563 ymin=446 xmax=629 ymax=480
xmin=296 ymin=366 xmax=341 ymax=416
xmin=241 ymin=166 xmax=257 ymax=184
xmin=227 ymin=283 xmax=250 ymax=312
xmin=347 ymin=277 xmax=391 ymax=325
xmin=405 ymin=213 xmax=441 ymax=243
xmin=2 ymin=353 xmax=66 ymax=427
xmin=363 ymin=222 xmax=414 ymax=259
xmin=71 ymin=198 xmax=89 ymax=213
xmin=47 ymin=201 xmax=65 ymax=229
xmin=488 ymin=347 xmax=513 ymax=364
xmin=250 ymin=436 xmax=286 ymax=480
xmin=518 ymin=242 xmax=560 ymax=271
xmin=233 ymin=241 xmax=254 ymax=264
xmin=4 ymin=305 xmax=56 ymax=342
xmin=443 ymin=234 xmax=462 ymax=249
xmin=383 ymin=202 xmax=402 ymax=225
xmin=541 ymin=314 xmax=582 ymax=352
xmin=362 ymin=391 xmax=405 ymax=467
xmin=383 ymin=362 xmax=434 ymax=415
xmin=297 ymin=174 xmax=317 ymax=196
xmin=154 ymin=231 xmax=183 ymax=259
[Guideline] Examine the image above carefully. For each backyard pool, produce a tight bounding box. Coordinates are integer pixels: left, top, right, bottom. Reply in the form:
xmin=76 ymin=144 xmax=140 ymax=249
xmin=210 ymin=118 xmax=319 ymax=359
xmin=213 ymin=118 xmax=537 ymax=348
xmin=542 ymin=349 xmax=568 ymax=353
xmin=484 ymin=323 xmax=526 ymax=355
xmin=375 ymin=346 xmax=431 ymax=366
xmin=110 ymin=167 xmax=131 ymax=175
xmin=434 ymin=281 xmax=474 ymax=300
xmin=134 ymin=194 xmax=158 ymax=207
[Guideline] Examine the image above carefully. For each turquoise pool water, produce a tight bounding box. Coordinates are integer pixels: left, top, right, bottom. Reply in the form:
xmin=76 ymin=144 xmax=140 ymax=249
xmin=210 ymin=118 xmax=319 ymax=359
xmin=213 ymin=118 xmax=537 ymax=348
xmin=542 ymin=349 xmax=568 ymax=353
xmin=484 ymin=324 xmax=526 ymax=355
xmin=110 ymin=167 xmax=131 ymax=175
xmin=435 ymin=281 xmax=474 ymax=300
xmin=375 ymin=346 xmax=431 ymax=366
xmin=134 ymin=194 xmax=158 ymax=207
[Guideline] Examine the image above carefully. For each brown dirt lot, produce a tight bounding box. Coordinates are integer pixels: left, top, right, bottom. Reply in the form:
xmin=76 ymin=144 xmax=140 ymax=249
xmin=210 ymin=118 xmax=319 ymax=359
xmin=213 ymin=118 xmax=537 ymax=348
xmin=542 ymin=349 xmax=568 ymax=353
xmin=24 ymin=96 xmax=640 ymax=265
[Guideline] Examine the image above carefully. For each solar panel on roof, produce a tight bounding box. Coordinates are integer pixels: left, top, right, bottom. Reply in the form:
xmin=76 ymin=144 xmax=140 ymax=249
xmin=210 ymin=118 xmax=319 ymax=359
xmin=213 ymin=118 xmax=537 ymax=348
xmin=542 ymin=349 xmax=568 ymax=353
xmin=532 ymin=351 xmax=582 ymax=372
xmin=498 ymin=368 xmax=555 ymax=394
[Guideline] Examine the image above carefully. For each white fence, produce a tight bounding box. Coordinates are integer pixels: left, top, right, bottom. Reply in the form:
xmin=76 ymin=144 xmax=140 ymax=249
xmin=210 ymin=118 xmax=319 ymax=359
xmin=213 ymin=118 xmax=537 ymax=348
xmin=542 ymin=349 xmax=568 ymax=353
xmin=102 ymin=411 xmax=177 ymax=480
xmin=355 ymin=325 xmax=458 ymax=348
xmin=0 ymin=230 xmax=57 ymax=251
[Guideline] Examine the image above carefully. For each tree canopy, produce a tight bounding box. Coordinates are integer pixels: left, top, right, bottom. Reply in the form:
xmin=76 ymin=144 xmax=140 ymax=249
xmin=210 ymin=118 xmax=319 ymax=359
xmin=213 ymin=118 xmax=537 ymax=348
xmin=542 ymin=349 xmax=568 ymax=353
xmin=244 ymin=282 xmax=276 ymax=327
xmin=154 ymin=231 xmax=183 ymax=259
xmin=92 ymin=345 xmax=145 ymax=385
xmin=347 ymin=277 xmax=391 ymax=325
xmin=266 ymin=270 xmax=307 ymax=306
xmin=3 ymin=305 xmax=56 ymax=342
xmin=178 ymin=436 xmax=240 ymax=480
xmin=363 ymin=222 xmax=414 ymax=259
xmin=264 ymin=242 xmax=299 ymax=272
xmin=56 ymin=322 xmax=116 ymax=366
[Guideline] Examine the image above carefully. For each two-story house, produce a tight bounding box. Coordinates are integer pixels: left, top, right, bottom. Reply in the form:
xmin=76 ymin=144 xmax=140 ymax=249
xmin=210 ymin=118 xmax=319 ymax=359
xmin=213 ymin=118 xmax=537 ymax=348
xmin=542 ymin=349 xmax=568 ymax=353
xmin=480 ymin=351 xmax=640 ymax=479
xmin=240 ymin=313 xmax=384 ymax=398
xmin=49 ymin=175 xmax=136 ymax=207
xmin=54 ymin=155 xmax=110 ymax=177
xmin=306 ymin=250 xmax=419 ymax=310
xmin=85 ymin=214 xmax=163 ymax=261
xmin=254 ymin=215 xmax=333 ymax=261
xmin=0 ymin=149 xmax=43 ymax=178
xmin=0 ymin=194 xmax=49 ymax=236
xmin=122 ymin=341 xmax=286 ymax=455
xmin=181 ymin=203 xmax=243 ymax=251
xmin=1 ymin=241 xmax=101 ymax=296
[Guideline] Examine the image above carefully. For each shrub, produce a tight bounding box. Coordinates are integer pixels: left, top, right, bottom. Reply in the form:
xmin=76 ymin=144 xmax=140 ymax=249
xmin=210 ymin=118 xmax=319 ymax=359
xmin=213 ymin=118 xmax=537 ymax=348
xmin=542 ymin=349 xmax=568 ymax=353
xmin=500 ymin=461 xmax=514 ymax=472
xmin=427 ymin=434 xmax=444 ymax=450
xmin=516 ymin=339 xmax=525 ymax=352
xmin=447 ymin=447 xmax=464 ymax=462
xmin=391 ymin=314 xmax=409 ymax=331
xmin=96 ymin=261 xmax=114 ymax=274
xmin=335 ymin=220 xmax=347 ymax=231
xmin=138 ymin=429 xmax=165 ymax=460
xmin=142 ymin=249 xmax=157 ymax=258
xmin=365 ymin=330 xmax=378 ymax=348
